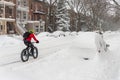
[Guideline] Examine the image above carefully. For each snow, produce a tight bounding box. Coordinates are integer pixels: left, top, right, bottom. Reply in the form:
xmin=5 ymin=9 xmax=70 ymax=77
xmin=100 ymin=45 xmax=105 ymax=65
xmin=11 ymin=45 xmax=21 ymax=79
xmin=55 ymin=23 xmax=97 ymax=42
xmin=0 ymin=31 xmax=120 ymax=80
xmin=17 ymin=6 xmax=29 ymax=12
xmin=33 ymin=11 xmax=46 ymax=14
xmin=27 ymin=21 xmax=39 ymax=23
xmin=0 ymin=18 xmax=15 ymax=21
xmin=0 ymin=1 xmax=15 ymax=6
xmin=51 ymin=31 xmax=65 ymax=37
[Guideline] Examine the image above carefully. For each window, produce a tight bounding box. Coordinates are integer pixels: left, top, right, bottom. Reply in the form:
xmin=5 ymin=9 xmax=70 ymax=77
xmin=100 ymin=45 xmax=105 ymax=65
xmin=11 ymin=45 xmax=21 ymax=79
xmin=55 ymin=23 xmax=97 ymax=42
xmin=17 ymin=11 xmax=20 ymax=19
xmin=32 ymin=15 xmax=34 ymax=20
xmin=0 ymin=7 xmax=3 ymax=12
xmin=23 ymin=1 xmax=27 ymax=6
xmin=37 ymin=16 xmax=41 ymax=20
xmin=18 ymin=1 xmax=20 ymax=5
xmin=39 ymin=5 xmax=42 ymax=11
xmin=35 ymin=5 xmax=37 ymax=11
xmin=40 ymin=26 xmax=43 ymax=32
xmin=0 ymin=7 xmax=3 ymax=17
xmin=0 ymin=24 xmax=1 ymax=31
xmin=36 ymin=26 xmax=39 ymax=32
xmin=0 ymin=25 xmax=3 ymax=31
xmin=31 ymin=4 xmax=32 ymax=9
xmin=23 ymin=12 xmax=26 ymax=19
xmin=0 ymin=4 xmax=4 ymax=7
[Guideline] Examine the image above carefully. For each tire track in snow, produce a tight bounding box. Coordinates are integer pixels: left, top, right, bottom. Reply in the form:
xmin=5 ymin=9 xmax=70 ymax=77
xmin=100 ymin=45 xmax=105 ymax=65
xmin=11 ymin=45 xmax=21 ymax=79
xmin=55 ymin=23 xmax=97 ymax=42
xmin=0 ymin=41 xmax=72 ymax=68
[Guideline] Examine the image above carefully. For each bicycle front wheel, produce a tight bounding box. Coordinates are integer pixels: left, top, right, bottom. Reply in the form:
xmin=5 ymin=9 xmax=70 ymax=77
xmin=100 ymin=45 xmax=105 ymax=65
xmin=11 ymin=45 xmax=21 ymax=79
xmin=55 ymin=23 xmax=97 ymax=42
xmin=21 ymin=49 xmax=29 ymax=62
xmin=32 ymin=47 xmax=38 ymax=59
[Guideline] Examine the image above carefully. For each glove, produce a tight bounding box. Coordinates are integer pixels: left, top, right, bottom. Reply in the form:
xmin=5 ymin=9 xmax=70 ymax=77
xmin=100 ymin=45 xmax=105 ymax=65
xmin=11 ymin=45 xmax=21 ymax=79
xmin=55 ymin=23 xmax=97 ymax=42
xmin=98 ymin=50 xmax=101 ymax=53
xmin=106 ymin=44 xmax=110 ymax=47
xmin=36 ymin=41 xmax=39 ymax=43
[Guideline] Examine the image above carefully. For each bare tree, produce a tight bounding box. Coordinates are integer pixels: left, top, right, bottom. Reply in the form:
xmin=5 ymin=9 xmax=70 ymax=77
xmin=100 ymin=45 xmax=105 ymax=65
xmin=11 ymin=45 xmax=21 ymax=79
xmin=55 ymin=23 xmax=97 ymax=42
xmin=62 ymin=0 xmax=117 ymax=31
xmin=84 ymin=0 xmax=110 ymax=31
xmin=112 ymin=0 xmax=120 ymax=7
xmin=47 ymin=0 xmax=58 ymax=32
xmin=67 ymin=0 xmax=87 ymax=31
xmin=109 ymin=0 xmax=120 ymax=30
xmin=66 ymin=0 xmax=78 ymax=31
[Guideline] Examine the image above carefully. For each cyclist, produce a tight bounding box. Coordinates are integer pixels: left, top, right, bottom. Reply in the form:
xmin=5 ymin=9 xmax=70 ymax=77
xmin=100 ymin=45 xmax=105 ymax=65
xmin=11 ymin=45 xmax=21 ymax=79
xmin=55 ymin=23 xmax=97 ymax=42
xmin=23 ymin=30 xmax=39 ymax=49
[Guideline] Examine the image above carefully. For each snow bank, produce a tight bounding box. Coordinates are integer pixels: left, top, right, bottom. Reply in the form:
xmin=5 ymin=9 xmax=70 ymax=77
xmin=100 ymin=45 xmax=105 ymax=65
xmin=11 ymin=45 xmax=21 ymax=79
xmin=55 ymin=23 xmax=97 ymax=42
xmin=0 ymin=35 xmax=24 ymax=57
xmin=64 ymin=31 xmax=71 ymax=36
xmin=70 ymin=31 xmax=78 ymax=36
xmin=0 ymin=68 xmax=29 ymax=80
xmin=37 ymin=31 xmax=79 ymax=38
xmin=37 ymin=32 xmax=50 ymax=37
xmin=0 ymin=35 xmax=22 ymax=47
xmin=73 ymin=32 xmax=96 ymax=49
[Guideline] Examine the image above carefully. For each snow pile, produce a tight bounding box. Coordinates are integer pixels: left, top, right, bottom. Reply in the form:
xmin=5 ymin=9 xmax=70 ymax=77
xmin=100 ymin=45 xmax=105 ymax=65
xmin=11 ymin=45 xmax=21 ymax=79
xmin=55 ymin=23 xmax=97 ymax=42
xmin=37 ymin=31 xmax=79 ymax=38
xmin=51 ymin=31 xmax=65 ymax=37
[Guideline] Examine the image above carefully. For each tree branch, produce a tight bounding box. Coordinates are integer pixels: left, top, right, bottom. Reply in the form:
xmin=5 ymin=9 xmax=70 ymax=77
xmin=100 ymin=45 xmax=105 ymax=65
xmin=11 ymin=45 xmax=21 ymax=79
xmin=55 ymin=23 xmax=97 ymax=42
xmin=112 ymin=0 xmax=120 ymax=6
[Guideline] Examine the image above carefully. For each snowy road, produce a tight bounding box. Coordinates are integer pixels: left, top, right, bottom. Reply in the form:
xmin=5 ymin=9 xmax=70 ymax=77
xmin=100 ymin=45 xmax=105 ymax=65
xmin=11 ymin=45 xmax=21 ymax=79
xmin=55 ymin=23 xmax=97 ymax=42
xmin=0 ymin=36 xmax=75 ymax=68
xmin=0 ymin=32 xmax=120 ymax=80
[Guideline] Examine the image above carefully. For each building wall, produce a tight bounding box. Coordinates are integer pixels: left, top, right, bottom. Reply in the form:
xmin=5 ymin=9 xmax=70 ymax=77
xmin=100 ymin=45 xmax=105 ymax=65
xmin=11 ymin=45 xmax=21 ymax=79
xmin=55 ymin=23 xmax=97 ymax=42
xmin=0 ymin=0 xmax=16 ymax=34
xmin=27 ymin=0 xmax=48 ymax=34
xmin=0 ymin=0 xmax=48 ymax=35
xmin=16 ymin=0 xmax=29 ymax=24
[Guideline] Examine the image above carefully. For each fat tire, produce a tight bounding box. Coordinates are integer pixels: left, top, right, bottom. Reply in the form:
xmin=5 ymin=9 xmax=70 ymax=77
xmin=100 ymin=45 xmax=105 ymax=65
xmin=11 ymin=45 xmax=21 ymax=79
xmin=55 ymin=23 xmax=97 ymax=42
xmin=32 ymin=47 xmax=38 ymax=59
xmin=21 ymin=49 xmax=29 ymax=62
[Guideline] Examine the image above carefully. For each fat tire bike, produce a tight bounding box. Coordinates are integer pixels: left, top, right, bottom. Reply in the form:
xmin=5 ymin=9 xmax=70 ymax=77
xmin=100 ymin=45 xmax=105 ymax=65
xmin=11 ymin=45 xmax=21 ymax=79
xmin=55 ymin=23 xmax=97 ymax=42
xmin=21 ymin=42 xmax=38 ymax=62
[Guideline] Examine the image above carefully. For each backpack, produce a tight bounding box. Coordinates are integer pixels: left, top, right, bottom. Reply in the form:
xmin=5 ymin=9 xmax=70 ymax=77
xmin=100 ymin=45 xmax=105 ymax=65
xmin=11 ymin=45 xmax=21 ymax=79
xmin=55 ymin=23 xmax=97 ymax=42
xmin=23 ymin=32 xmax=31 ymax=39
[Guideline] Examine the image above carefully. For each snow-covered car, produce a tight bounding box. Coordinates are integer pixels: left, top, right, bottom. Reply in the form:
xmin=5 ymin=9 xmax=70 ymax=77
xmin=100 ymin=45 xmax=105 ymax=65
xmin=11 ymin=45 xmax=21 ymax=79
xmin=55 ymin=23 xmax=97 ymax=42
xmin=70 ymin=31 xmax=78 ymax=36
xmin=51 ymin=31 xmax=65 ymax=38
xmin=37 ymin=32 xmax=50 ymax=37
xmin=64 ymin=31 xmax=71 ymax=36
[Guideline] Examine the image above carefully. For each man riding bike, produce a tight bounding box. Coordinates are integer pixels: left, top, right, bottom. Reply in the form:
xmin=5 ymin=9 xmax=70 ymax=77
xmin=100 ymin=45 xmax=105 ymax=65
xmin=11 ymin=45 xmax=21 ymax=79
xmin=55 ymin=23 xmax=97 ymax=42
xmin=21 ymin=30 xmax=39 ymax=62
xmin=23 ymin=30 xmax=39 ymax=49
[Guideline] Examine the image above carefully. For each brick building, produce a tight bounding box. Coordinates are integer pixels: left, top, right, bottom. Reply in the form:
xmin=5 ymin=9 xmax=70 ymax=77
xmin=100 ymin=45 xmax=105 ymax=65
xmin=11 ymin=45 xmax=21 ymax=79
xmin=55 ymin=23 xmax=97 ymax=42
xmin=0 ymin=0 xmax=48 ymax=35
xmin=0 ymin=0 xmax=16 ymax=34
xmin=26 ymin=0 xmax=48 ymax=34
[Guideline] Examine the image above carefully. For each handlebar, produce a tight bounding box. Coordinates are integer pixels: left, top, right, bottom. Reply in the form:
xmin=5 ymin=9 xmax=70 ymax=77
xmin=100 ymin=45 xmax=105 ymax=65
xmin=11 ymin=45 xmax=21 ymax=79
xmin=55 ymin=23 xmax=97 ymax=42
xmin=31 ymin=42 xmax=36 ymax=43
xmin=31 ymin=42 xmax=39 ymax=44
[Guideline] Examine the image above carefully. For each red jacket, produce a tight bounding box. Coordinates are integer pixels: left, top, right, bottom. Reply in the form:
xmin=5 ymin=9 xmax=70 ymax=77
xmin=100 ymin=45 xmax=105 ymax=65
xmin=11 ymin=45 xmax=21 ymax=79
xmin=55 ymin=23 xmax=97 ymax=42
xmin=26 ymin=33 xmax=38 ymax=42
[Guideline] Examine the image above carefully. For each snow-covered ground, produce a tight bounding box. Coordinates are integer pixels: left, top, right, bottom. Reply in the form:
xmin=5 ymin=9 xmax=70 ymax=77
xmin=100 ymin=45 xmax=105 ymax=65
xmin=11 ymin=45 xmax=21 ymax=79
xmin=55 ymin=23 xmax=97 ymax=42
xmin=0 ymin=31 xmax=120 ymax=80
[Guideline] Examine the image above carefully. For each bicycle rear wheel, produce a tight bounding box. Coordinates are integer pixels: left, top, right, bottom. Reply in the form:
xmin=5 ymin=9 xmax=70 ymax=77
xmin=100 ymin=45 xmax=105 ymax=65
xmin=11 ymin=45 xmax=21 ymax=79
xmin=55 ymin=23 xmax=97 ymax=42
xmin=21 ymin=49 xmax=29 ymax=62
xmin=32 ymin=47 xmax=38 ymax=59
